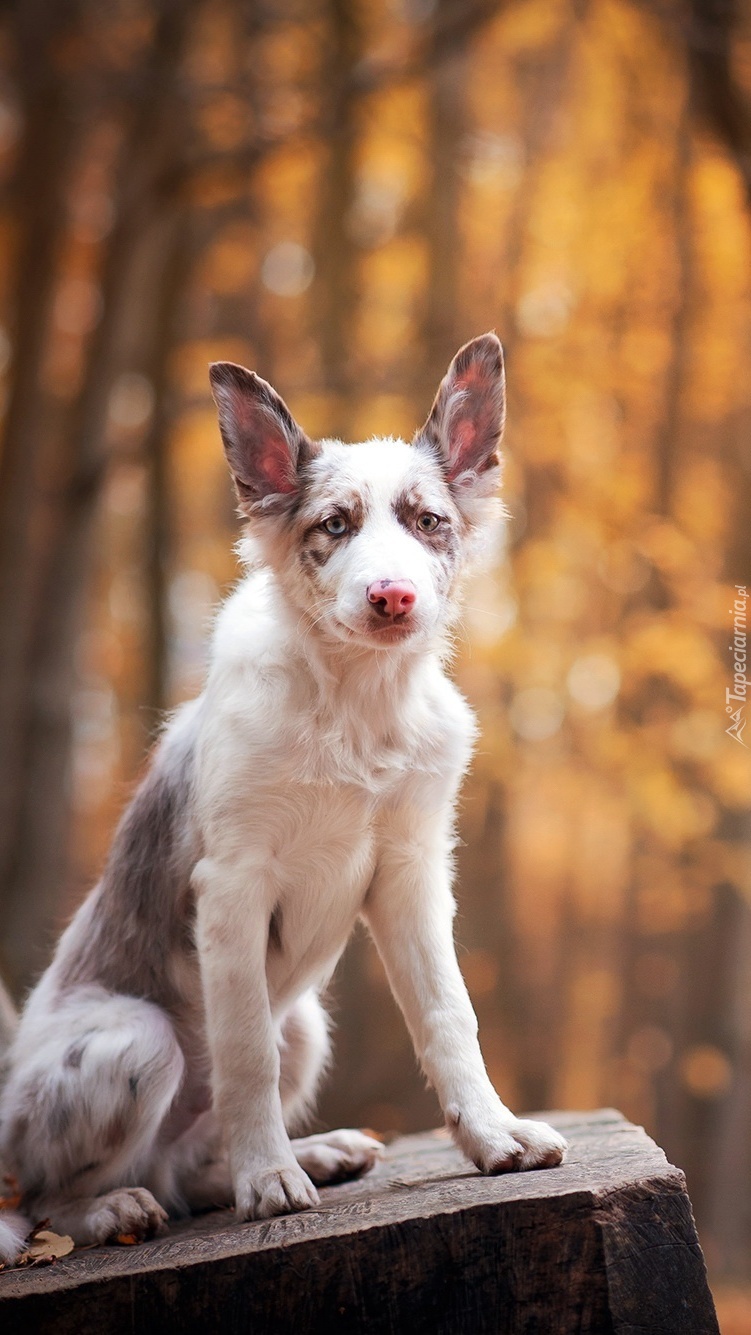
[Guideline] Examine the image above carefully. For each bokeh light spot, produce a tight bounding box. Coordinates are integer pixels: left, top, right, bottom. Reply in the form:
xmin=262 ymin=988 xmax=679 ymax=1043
xmin=627 ymin=1025 xmax=674 ymax=1074
xmin=108 ymin=373 xmax=155 ymax=431
xmin=509 ymin=687 xmax=565 ymax=741
xmin=567 ymin=653 xmax=621 ymax=711
xmin=681 ymin=1045 xmax=733 ymax=1099
xmin=261 ymin=242 xmax=315 ymax=297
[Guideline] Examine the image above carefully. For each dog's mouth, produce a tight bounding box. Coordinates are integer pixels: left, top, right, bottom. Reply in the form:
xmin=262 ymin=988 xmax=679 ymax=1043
xmin=368 ymin=620 xmax=416 ymax=637
xmin=335 ymin=616 xmax=421 ymax=647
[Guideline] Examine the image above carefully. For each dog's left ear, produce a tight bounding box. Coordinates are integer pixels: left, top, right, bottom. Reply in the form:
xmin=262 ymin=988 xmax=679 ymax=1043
xmin=414 ymin=333 xmax=505 ymax=492
xmin=209 ymin=361 xmax=318 ymax=513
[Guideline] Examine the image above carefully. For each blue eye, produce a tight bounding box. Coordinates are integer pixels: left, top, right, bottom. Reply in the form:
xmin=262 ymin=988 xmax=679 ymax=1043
xmin=323 ymin=515 xmax=348 ymax=536
xmin=417 ymin=513 xmax=440 ymax=533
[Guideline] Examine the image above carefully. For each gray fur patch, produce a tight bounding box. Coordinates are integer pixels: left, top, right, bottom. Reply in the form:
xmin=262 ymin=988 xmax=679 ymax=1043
xmin=56 ymin=722 xmax=199 ymax=1013
xmin=71 ymin=1160 xmax=102 ymax=1180
xmin=63 ymin=1041 xmax=85 ymax=1070
xmin=49 ymin=1098 xmax=72 ymax=1138
xmin=103 ymin=1110 xmax=129 ymax=1149
xmin=299 ymin=534 xmax=337 ymax=578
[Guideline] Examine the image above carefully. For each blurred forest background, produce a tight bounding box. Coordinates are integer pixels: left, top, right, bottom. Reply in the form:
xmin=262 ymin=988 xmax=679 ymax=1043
xmin=1 ymin=0 xmax=751 ymax=1311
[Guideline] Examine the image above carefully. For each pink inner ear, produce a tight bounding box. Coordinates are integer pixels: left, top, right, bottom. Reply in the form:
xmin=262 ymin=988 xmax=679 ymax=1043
xmin=449 ymin=419 xmax=478 ymax=473
xmin=257 ymin=432 xmax=296 ymax=494
xmin=447 ymin=367 xmax=498 ymax=477
xmin=232 ymin=395 xmax=296 ymax=494
xmin=419 ymin=334 xmax=504 ymax=480
xmin=458 ymin=365 xmax=483 ymax=389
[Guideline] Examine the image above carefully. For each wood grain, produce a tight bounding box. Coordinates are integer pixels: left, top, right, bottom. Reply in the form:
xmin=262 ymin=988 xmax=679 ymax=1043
xmin=0 ymin=1110 xmax=719 ymax=1333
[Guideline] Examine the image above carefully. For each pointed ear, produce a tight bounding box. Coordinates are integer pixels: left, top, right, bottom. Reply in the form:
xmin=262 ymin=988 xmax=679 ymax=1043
xmin=209 ymin=362 xmax=318 ymax=512
xmin=414 ymin=333 xmax=505 ymax=489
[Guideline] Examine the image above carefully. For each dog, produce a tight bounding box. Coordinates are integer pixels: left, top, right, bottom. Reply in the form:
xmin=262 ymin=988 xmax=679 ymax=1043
xmin=0 ymin=333 xmax=565 ymax=1262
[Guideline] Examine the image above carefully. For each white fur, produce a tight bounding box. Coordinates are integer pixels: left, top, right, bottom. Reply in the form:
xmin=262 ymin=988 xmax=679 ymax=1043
xmin=0 ymin=335 xmax=565 ymax=1260
xmin=0 ymin=1212 xmax=27 ymax=1264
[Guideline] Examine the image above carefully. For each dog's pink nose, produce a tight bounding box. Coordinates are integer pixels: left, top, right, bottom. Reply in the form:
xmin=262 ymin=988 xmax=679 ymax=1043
xmin=367 ymin=580 xmax=417 ymax=620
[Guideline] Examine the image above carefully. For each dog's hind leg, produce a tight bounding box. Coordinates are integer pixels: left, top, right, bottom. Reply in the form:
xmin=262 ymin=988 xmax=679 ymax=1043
xmin=279 ymin=989 xmax=331 ymax=1132
xmin=0 ymin=988 xmax=185 ymax=1245
xmin=170 ymin=1112 xmax=233 ymax=1213
xmin=290 ymin=1128 xmax=383 ymax=1185
xmin=280 ymin=991 xmax=383 ymax=1185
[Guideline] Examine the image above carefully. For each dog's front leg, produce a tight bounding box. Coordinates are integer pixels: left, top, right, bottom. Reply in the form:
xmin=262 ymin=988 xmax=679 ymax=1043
xmin=193 ymin=856 xmax=319 ymax=1219
xmin=364 ymin=824 xmax=567 ymax=1173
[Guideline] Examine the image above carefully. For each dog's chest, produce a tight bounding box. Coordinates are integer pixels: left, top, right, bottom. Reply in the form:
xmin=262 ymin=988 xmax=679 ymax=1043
xmin=196 ymin=650 xmax=473 ymax=1001
xmin=282 ymin=712 xmax=422 ymax=792
xmin=259 ymin=777 xmax=376 ymax=877
xmin=233 ymin=710 xmax=450 ymax=1000
xmin=252 ymin=780 xmax=375 ymax=1002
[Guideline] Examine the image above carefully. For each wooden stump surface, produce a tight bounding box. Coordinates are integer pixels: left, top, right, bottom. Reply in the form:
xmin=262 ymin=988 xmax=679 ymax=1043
xmin=0 ymin=1109 xmax=719 ymax=1334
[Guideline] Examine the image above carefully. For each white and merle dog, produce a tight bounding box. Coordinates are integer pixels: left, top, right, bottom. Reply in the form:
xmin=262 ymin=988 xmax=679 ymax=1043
xmin=0 ymin=333 xmax=565 ymax=1261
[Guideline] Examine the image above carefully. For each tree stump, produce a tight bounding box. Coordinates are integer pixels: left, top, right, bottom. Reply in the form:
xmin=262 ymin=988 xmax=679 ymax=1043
xmin=0 ymin=1109 xmax=719 ymax=1333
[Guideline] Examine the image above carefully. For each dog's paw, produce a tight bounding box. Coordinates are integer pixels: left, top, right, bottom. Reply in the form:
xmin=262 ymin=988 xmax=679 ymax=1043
xmin=452 ymin=1118 xmax=525 ymax=1174
xmin=448 ymin=1105 xmax=566 ymax=1174
xmin=508 ymin=1117 xmax=567 ymax=1171
xmin=234 ymin=1162 xmax=320 ymax=1220
xmin=86 ymin=1187 xmax=168 ymax=1243
xmin=292 ymin=1129 xmax=384 ymax=1186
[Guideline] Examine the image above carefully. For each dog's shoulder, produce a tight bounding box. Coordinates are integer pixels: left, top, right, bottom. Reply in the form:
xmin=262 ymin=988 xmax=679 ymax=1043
xmin=202 ymin=571 xmax=301 ymax=721
xmin=193 ymin=570 xmax=321 ymax=801
xmin=209 ymin=568 xmax=288 ymax=677
xmin=419 ymin=658 xmax=477 ymax=744
xmin=380 ymin=658 xmax=477 ymax=803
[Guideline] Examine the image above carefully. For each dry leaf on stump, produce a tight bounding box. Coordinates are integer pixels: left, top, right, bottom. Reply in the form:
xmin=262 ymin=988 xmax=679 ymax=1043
xmin=23 ymin=1229 xmax=75 ymax=1264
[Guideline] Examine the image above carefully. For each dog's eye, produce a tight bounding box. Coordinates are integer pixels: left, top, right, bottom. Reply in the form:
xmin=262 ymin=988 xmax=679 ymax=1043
xmin=322 ymin=515 xmax=348 ymax=536
xmin=417 ymin=513 xmax=441 ymax=533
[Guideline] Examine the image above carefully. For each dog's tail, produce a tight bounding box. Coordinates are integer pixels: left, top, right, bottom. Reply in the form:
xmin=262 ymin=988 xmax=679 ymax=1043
xmin=0 ymin=974 xmax=30 ymax=1265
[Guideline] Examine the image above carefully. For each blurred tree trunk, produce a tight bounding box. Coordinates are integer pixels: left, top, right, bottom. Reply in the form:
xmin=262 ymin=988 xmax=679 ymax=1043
xmin=2 ymin=0 xmax=198 ymax=993
xmin=655 ymin=102 xmax=693 ymax=517
xmin=496 ymin=9 xmax=583 ymax=351
xmin=705 ymin=886 xmax=751 ymax=1276
xmin=140 ymin=210 xmax=194 ymax=720
xmin=310 ymin=0 xmax=364 ymax=439
xmin=0 ymin=0 xmax=82 ymax=984
xmin=421 ymin=0 xmax=468 ymax=383
xmin=684 ymin=0 xmax=751 ymax=204
xmin=457 ymin=782 xmax=528 ymax=1107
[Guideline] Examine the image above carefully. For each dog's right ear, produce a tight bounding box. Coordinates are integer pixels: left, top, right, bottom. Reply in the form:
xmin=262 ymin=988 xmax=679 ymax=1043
xmin=209 ymin=362 xmax=318 ymax=512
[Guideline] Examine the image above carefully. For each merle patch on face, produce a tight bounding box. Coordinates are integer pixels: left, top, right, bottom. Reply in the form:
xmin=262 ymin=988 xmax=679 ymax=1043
xmin=298 ymin=489 xmax=365 ymax=580
xmin=392 ymin=486 xmax=460 ymax=575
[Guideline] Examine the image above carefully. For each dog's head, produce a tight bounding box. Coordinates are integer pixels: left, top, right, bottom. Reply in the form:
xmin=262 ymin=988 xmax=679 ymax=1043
xmin=209 ymin=334 xmax=505 ymax=650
